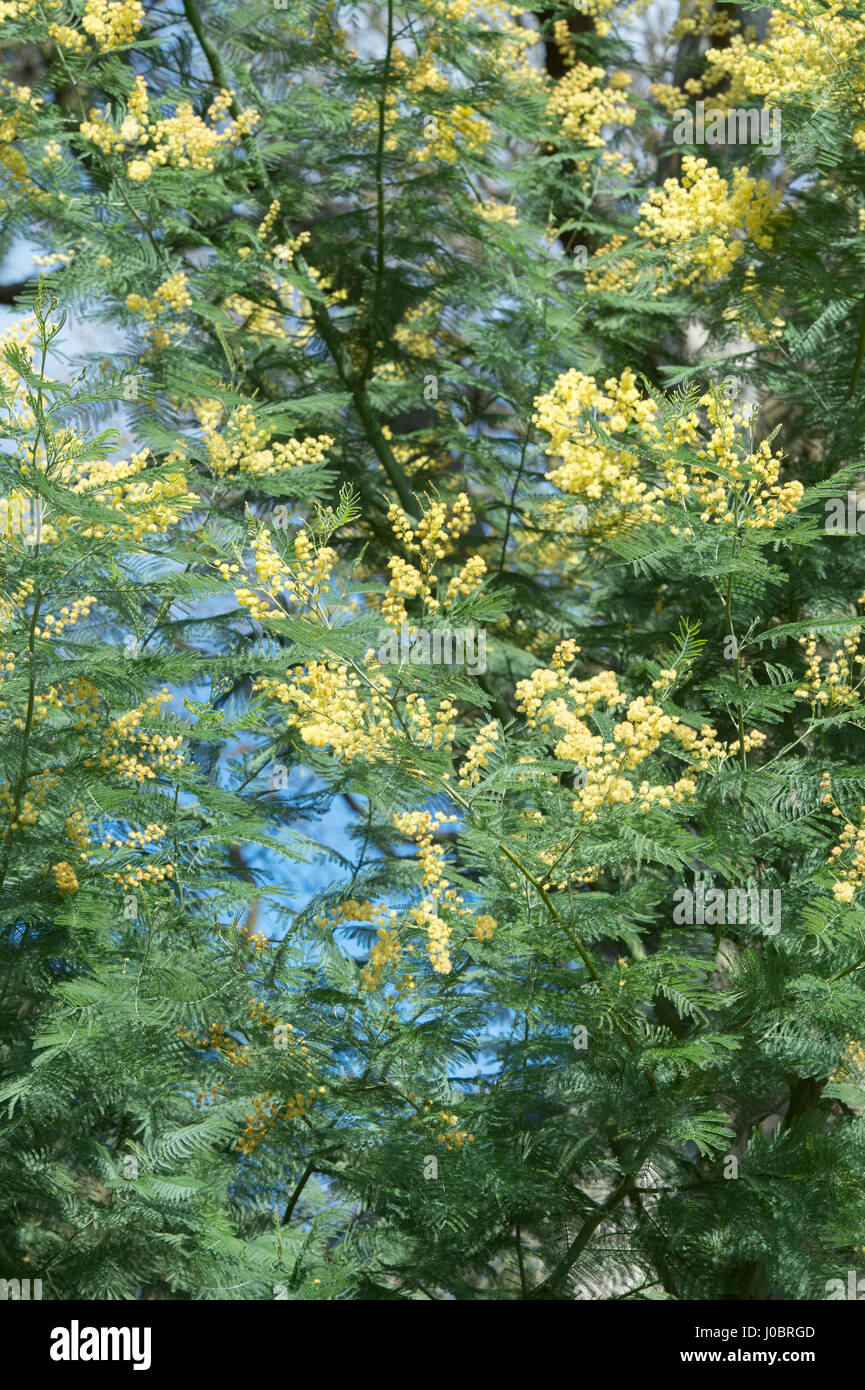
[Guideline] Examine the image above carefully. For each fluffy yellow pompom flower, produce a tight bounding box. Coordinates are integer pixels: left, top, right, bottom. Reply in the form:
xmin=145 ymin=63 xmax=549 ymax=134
xmin=52 ymin=861 xmax=79 ymax=894
xmin=636 ymin=156 xmax=784 ymax=290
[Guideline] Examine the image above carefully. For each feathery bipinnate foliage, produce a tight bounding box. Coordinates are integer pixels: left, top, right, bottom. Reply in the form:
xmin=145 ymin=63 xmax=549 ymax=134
xmin=1 ymin=0 xmax=865 ymax=1300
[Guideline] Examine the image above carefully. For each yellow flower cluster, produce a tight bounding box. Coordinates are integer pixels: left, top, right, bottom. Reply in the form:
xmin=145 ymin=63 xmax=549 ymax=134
xmin=0 ymin=491 xmax=43 ymax=550
xmin=515 ymin=662 xmax=764 ymax=822
xmin=382 ymin=494 xmax=475 ymax=626
xmin=105 ymin=823 xmax=168 ymax=850
xmin=412 ymin=105 xmax=492 ymax=165
xmin=428 ymin=0 xmax=537 ymax=62
xmin=64 ymin=679 xmax=99 ymax=739
xmin=821 ymin=775 xmax=865 ymax=905
xmin=34 ymin=595 xmax=97 ymax=641
xmin=0 ymin=648 xmax=15 ymax=706
xmin=247 ymin=1002 xmax=314 ymax=1075
xmin=584 ymin=233 xmax=655 ymax=297
xmin=250 ymin=1017 xmax=325 ymax=1152
xmin=636 ymin=156 xmax=783 ymax=290
xmin=105 ymin=820 xmax=174 ymax=892
xmin=194 ymin=1078 xmax=229 ymax=1110
xmin=532 ymin=368 xmax=666 ymax=534
xmin=234 ymin=528 xmax=337 ymax=624
xmin=32 ymin=249 xmax=73 ymax=271
xmin=551 ymin=18 xmax=577 ymax=67
xmin=312 ymin=896 xmax=415 ymax=995
xmin=446 ymin=554 xmax=487 ymax=604
xmin=178 ymin=1009 xmax=326 ymax=1154
xmin=361 ymin=927 xmax=406 ymax=992
xmin=348 ymin=1 xmax=537 ymax=167
xmin=391 ymin=305 xmax=439 ymax=365
xmin=349 ymin=86 xmax=399 ymax=155
xmin=404 ymin=692 xmax=459 ymax=748
xmin=536 ymin=839 xmax=598 ymax=893
xmin=0 ymin=77 xmax=41 ymax=125
xmin=89 ymin=691 xmax=184 ymax=784
xmin=392 ymin=809 xmax=474 ymax=974
xmin=127 ymin=272 xmax=192 ymax=318
xmin=543 ymin=0 xmax=650 ymax=40
xmin=313 ymin=897 xmax=384 ymax=930
xmin=0 ymin=319 xmax=39 ymax=444
xmin=80 ymin=0 xmax=143 ymax=49
xmin=0 ymin=145 xmax=46 ymax=213
xmin=660 ymin=387 xmax=803 ymax=532
xmin=8 ymin=689 xmax=63 ymax=737
xmin=237 ymin=1087 xmax=323 ymax=1155
xmin=244 ymin=926 xmax=271 ymax=952
xmin=233 ymin=258 xmax=347 ymax=348
xmin=285 ymin=525 xmax=335 ymax=608
xmin=394 ymin=810 xmax=453 ymax=889
xmin=651 ymin=82 xmax=692 ymax=116
xmin=257 ymin=198 xmax=281 ymax=243
xmin=38 ymin=0 xmax=143 ymax=52
xmin=223 ymin=287 xmax=285 ymax=341
xmin=473 ymin=913 xmax=497 ymax=942
xmin=256 ymin=659 xmax=393 ymax=761
xmin=52 ymin=860 xmax=79 ymax=894
xmin=533 ymin=371 xmax=803 ymax=538
xmin=405 ymin=899 xmax=452 ymax=973
xmin=552 ymin=637 xmax=580 ymax=671
xmin=547 ymin=63 xmax=636 ymax=148
xmin=127 ymin=268 xmax=189 ymax=319
xmin=795 ymin=632 xmax=865 ymax=709
xmin=702 ymin=2 xmax=865 ymax=113
xmin=473 ymin=201 xmax=518 ymax=226
xmin=0 ymin=594 xmax=25 ymax=640
xmin=80 ymin=77 xmax=259 ymax=181
xmin=407 ymin=1090 xmax=475 ymax=1149
xmin=0 ymin=80 xmax=49 ymax=213
xmin=51 ymin=446 xmax=197 ymax=544
xmin=0 ymin=769 xmax=58 ymax=833
xmin=65 ymin=808 xmax=91 ymax=851
xmin=651 ymin=670 xmax=680 ymax=696
xmin=458 ymin=721 xmax=500 ymax=787
xmin=672 ymin=0 xmax=740 ymax=42
xmin=178 ymin=1020 xmax=249 ymax=1068
xmin=195 ymin=400 xmax=333 ymax=480
xmin=111 ymin=861 xmax=174 ymax=892
xmin=0 ymin=314 xmax=38 ymax=425
xmin=124 ymin=272 xmax=193 ymax=350
xmin=382 ymin=556 xmax=425 ymax=624
xmin=229 ymin=214 xmax=345 ymax=346
xmin=600 ymin=149 xmax=635 ymax=178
